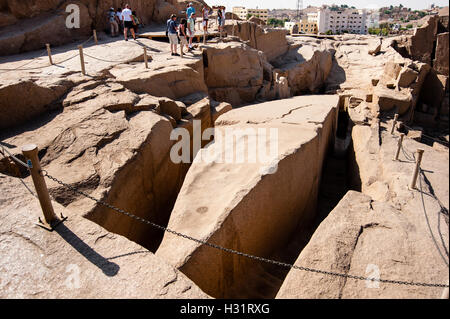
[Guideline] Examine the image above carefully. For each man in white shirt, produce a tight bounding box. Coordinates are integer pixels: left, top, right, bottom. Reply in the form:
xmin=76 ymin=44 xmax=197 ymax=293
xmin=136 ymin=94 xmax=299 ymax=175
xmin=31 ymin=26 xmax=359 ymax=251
xmin=121 ymin=4 xmax=136 ymax=41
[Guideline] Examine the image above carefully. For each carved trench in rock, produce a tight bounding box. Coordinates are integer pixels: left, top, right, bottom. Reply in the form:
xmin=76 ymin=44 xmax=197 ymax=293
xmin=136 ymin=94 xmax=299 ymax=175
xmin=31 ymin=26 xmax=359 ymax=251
xmin=150 ymin=101 xmax=357 ymax=299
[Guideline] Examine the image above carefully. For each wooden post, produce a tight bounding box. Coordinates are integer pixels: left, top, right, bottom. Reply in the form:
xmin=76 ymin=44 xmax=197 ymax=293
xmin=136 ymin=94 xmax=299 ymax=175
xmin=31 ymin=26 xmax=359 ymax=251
xmin=394 ymin=133 xmax=405 ymax=161
xmin=78 ymin=45 xmax=86 ymax=75
xmin=143 ymin=47 xmax=149 ymax=68
xmin=22 ymin=144 xmax=58 ymax=227
xmin=46 ymin=43 xmax=53 ymax=65
xmin=93 ymin=29 xmax=98 ymax=45
xmin=391 ymin=114 xmax=399 ymax=135
xmin=409 ymin=149 xmax=424 ymax=190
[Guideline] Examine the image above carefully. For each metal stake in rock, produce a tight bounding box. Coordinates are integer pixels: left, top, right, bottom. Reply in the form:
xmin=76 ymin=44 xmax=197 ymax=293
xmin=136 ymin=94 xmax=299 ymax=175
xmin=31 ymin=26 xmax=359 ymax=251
xmin=394 ymin=133 xmax=405 ymax=161
xmin=46 ymin=43 xmax=53 ymax=65
xmin=22 ymin=144 xmax=63 ymax=230
xmin=78 ymin=45 xmax=86 ymax=75
xmin=409 ymin=149 xmax=424 ymax=190
xmin=144 ymin=47 xmax=149 ymax=68
xmin=391 ymin=114 xmax=399 ymax=135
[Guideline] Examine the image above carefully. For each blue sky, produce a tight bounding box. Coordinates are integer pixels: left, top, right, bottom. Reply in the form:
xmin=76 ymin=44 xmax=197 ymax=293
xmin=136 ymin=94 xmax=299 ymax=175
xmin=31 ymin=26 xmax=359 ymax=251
xmin=207 ymin=0 xmax=449 ymax=10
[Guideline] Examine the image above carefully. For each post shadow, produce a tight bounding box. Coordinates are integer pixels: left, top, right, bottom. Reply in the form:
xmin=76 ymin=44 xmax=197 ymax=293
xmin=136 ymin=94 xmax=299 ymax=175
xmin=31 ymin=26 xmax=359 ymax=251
xmin=54 ymin=223 xmax=120 ymax=277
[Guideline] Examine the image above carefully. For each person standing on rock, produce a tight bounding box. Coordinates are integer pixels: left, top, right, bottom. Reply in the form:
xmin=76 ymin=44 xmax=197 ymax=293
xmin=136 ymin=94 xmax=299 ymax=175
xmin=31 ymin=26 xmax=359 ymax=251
xmin=167 ymin=14 xmax=180 ymax=56
xmin=108 ymin=8 xmax=119 ymax=37
xmin=116 ymin=8 xmax=123 ymax=33
xmin=202 ymin=5 xmax=210 ymax=33
xmin=132 ymin=11 xmax=141 ymax=35
xmin=186 ymin=2 xmax=196 ymax=20
xmin=122 ymin=4 xmax=136 ymax=41
xmin=187 ymin=12 xmax=196 ymax=51
xmin=220 ymin=7 xmax=226 ymax=33
xmin=179 ymin=18 xmax=189 ymax=55
xmin=217 ymin=8 xmax=225 ymax=34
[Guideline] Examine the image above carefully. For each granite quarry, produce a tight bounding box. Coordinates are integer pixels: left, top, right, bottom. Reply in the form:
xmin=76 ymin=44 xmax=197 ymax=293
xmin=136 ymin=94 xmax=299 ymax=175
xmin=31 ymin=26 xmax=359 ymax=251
xmin=0 ymin=1 xmax=449 ymax=299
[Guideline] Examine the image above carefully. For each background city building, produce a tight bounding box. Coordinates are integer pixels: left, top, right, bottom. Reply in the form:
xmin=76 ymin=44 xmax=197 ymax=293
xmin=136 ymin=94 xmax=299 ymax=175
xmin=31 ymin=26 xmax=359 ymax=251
xmin=232 ymin=6 xmax=269 ymax=23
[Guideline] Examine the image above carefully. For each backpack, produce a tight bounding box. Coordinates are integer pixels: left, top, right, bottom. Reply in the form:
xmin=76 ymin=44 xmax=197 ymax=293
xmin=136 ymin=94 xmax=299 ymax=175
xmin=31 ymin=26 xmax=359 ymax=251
xmin=166 ymin=19 xmax=170 ymax=36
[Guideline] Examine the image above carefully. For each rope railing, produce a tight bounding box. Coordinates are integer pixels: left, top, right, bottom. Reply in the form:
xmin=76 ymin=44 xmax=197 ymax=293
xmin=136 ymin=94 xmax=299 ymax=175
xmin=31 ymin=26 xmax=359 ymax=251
xmin=0 ymin=34 xmax=149 ymax=73
xmin=1 ymin=143 xmax=448 ymax=290
xmin=0 ymin=28 xmax=211 ymax=75
xmin=399 ymin=145 xmax=449 ymax=268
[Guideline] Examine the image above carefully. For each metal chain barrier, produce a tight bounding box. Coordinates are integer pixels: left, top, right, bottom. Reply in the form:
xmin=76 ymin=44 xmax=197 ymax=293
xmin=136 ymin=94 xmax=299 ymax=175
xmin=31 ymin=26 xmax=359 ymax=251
xmin=418 ymin=167 xmax=450 ymax=267
xmin=0 ymin=144 xmax=37 ymax=198
xmin=38 ymin=168 xmax=448 ymax=288
xmin=2 ymin=142 xmax=448 ymax=288
xmin=83 ymin=52 xmax=132 ymax=64
xmin=0 ymin=49 xmax=48 ymax=72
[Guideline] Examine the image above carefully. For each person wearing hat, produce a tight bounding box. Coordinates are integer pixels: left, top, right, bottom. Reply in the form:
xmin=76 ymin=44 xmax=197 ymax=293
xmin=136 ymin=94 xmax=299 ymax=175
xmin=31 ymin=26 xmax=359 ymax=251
xmin=186 ymin=2 xmax=196 ymax=19
xmin=167 ymin=14 xmax=180 ymax=56
xmin=108 ymin=8 xmax=119 ymax=37
xmin=187 ymin=12 xmax=196 ymax=51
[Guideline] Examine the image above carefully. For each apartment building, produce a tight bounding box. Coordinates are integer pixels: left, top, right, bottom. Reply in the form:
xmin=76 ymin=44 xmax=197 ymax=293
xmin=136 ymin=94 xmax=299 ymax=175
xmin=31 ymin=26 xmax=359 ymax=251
xmin=308 ymin=7 xmax=368 ymax=34
xmin=284 ymin=20 xmax=318 ymax=34
xmin=232 ymin=6 xmax=269 ymax=23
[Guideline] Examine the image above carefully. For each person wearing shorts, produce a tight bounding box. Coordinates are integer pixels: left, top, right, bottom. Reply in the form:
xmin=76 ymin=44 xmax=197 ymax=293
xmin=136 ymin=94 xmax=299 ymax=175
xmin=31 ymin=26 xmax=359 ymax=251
xmin=132 ymin=11 xmax=141 ymax=35
xmin=186 ymin=3 xmax=196 ymax=19
xmin=187 ymin=12 xmax=196 ymax=51
xmin=202 ymin=5 xmax=209 ymax=32
xmin=179 ymin=18 xmax=189 ymax=55
xmin=167 ymin=14 xmax=179 ymax=56
xmin=121 ymin=4 xmax=136 ymax=41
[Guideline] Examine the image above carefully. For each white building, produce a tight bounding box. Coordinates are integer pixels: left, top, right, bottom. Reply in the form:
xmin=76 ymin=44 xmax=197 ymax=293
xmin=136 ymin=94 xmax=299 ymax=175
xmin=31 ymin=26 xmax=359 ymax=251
xmin=232 ymin=6 xmax=269 ymax=23
xmin=310 ymin=7 xmax=368 ymax=34
xmin=366 ymin=10 xmax=380 ymax=29
xmin=284 ymin=21 xmax=298 ymax=31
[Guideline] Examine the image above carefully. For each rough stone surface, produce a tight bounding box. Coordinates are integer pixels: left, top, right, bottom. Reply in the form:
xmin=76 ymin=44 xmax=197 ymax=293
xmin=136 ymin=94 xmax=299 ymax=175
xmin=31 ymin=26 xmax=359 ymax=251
xmin=0 ymin=175 xmax=210 ymax=299
xmin=391 ymin=15 xmax=439 ymax=65
xmin=224 ymin=21 xmax=289 ymax=62
xmin=110 ymin=58 xmax=208 ymax=101
xmin=204 ymin=42 xmax=264 ymax=106
xmin=1 ymin=82 xmax=185 ymax=251
xmin=272 ymin=40 xmax=334 ymax=96
xmin=434 ymin=32 xmax=449 ymax=76
xmin=157 ymin=95 xmax=339 ymax=298
xmin=0 ymin=0 xmax=210 ymax=56
xmin=277 ymin=191 xmax=448 ymax=299
xmin=368 ymin=38 xmax=382 ymax=55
